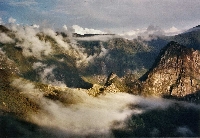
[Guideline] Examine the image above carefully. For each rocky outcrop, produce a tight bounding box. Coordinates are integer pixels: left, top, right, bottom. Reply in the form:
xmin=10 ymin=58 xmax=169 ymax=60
xmin=138 ymin=41 xmax=200 ymax=98
xmin=87 ymin=72 xmax=130 ymax=96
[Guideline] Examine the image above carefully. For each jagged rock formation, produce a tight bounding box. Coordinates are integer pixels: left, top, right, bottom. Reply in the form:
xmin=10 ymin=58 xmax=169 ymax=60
xmin=138 ymin=41 xmax=200 ymax=99
xmin=87 ymin=72 xmax=125 ymax=96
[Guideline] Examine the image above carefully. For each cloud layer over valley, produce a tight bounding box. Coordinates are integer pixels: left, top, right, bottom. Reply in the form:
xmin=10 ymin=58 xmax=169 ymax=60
xmin=8 ymin=78 xmax=200 ymax=137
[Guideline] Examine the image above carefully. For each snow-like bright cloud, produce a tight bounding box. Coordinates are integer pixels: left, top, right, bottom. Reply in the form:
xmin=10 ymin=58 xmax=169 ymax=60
xmin=164 ymin=26 xmax=183 ymax=36
xmin=0 ymin=33 xmax=15 ymax=43
xmin=32 ymin=24 xmax=39 ymax=28
xmin=8 ymin=17 xmax=16 ymax=24
xmin=72 ymin=25 xmax=106 ymax=35
xmin=120 ymin=25 xmax=183 ymax=40
xmin=63 ymin=25 xmax=68 ymax=31
xmin=7 ymin=24 xmax=52 ymax=58
xmin=74 ymin=35 xmax=116 ymax=42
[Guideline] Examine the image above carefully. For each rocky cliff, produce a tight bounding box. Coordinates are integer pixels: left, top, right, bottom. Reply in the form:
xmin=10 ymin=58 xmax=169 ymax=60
xmin=137 ymin=41 xmax=200 ymax=100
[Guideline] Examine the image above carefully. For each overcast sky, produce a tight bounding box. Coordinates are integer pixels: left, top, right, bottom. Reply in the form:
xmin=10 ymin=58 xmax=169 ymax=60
xmin=0 ymin=0 xmax=200 ymax=34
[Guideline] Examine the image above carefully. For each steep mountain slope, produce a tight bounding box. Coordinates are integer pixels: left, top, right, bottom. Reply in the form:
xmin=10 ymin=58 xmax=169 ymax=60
xmin=136 ymin=41 xmax=200 ymax=101
xmin=144 ymin=25 xmax=200 ymax=53
xmin=77 ymin=37 xmax=152 ymax=80
xmin=172 ymin=25 xmax=200 ymax=50
xmin=0 ymin=25 xmax=92 ymax=88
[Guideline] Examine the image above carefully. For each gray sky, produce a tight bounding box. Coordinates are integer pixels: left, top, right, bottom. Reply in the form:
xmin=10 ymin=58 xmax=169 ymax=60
xmin=0 ymin=0 xmax=200 ymax=33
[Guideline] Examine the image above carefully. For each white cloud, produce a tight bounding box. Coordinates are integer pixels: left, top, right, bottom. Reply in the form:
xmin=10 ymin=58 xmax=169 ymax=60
xmin=10 ymin=78 xmax=139 ymax=136
xmin=10 ymin=77 xmax=200 ymax=137
xmin=33 ymin=24 xmax=39 ymax=28
xmin=32 ymin=62 xmax=66 ymax=87
xmin=72 ymin=25 xmax=106 ymax=35
xmin=99 ymin=46 xmax=108 ymax=58
xmin=43 ymin=28 xmax=70 ymax=50
xmin=75 ymin=45 xmax=109 ymax=68
xmin=0 ymin=33 xmax=15 ymax=44
xmin=30 ymin=91 xmax=142 ymax=136
xmin=119 ymin=29 xmax=146 ymax=40
xmin=120 ymin=25 xmax=183 ymax=40
xmin=10 ymin=25 xmax=52 ymax=58
xmin=164 ymin=26 xmax=183 ymax=36
xmin=63 ymin=25 xmax=68 ymax=31
xmin=8 ymin=17 xmax=16 ymax=24
xmin=119 ymin=26 xmax=164 ymax=40
xmin=74 ymin=34 xmax=116 ymax=42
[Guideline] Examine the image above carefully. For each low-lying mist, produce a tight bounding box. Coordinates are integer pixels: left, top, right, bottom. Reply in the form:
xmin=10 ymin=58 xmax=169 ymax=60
xmin=9 ymin=78 xmax=200 ymax=137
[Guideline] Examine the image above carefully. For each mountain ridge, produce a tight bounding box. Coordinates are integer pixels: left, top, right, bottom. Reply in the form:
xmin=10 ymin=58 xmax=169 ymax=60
xmin=131 ymin=41 xmax=200 ymax=103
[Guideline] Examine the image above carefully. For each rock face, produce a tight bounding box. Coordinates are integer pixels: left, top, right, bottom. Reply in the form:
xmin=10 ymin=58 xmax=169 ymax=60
xmin=138 ymin=41 xmax=200 ymax=98
xmin=87 ymin=72 xmax=126 ymax=96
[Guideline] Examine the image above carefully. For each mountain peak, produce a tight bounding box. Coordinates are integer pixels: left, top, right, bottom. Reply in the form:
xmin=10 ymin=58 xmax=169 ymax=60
xmin=137 ymin=41 xmax=200 ymax=99
xmin=139 ymin=41 xmax=185 ymax=81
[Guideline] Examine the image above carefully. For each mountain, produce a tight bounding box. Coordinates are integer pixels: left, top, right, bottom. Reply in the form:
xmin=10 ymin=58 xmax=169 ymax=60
xmin=144 ymin=25 xmax=200 ymax=52
xmin=171 ymin=25 xmax=200 ymax=50
xmin=76 ymin=37 xmax=152 ymax=78
xmin=0 ymin=24 xmax=152 ymax=117
xmin=132 ymin=41 xmax=200 ymax=103
xmin=1 ymin=24 xmax=200 ymax=137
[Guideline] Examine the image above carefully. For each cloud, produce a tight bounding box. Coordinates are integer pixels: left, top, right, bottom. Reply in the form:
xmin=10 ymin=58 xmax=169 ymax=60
xmin=63 ymin=25 xmax=68 ymax=31
xmin=10 ymin=78 xmax=138 ymax=136
xmin=8 ymin=24 xmax=52 ymax=58
xmin=8 ymin=17 xmax=16 ymax=24
xmin=9 ymin=0 xmax=38 ymax=7
xmin=33 ymin=62 xmax=66 ymax=87
xmin=43 ymin=28 xmax=70 ymax=50
xmin=32 ymin=24 xmax=39 ymax=28
xmin=0 ymin=33 xmax=15 ymax=43
xmin=119 ymin=25 xmax=163 ymax=40
xmin=9 ymin=77 xmax=200 ymax=137
xmin=2 ymin=0 xmax=200 ymax=34
xmin=3 ymin=23 xmax=106 ymax=68
xmin=30 ymin=92 xmax=143 ymax=136
xmin=48 ymin=0 xmax=200 ymax=32
xmin=99 ymin=46 xmax=108 ymax=58
xmin=120 ymin=25 xmax=183 ymax=40
xmin=72 ymin=25 xmax=106 ymax=35
xmin=164 ymin=26 xmax=183 ymax=36
xmin=75 ymin=45 xmax=109 ymax=68
xmin=74 ymin=35 xmax=116 ymax=42
xmin=119 ymin=29 xmax=146 ymax=40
